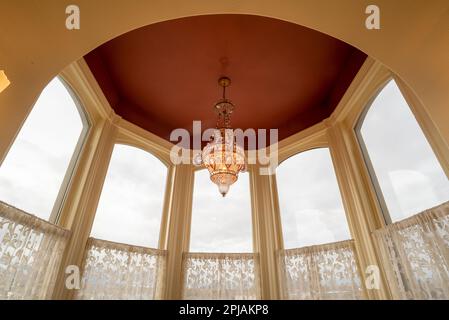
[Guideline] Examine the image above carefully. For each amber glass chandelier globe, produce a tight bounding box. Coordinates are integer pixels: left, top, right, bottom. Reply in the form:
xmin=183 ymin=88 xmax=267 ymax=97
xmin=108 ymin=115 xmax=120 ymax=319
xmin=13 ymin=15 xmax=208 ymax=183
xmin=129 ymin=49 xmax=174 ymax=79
xmin=202 ymin=128 xmax=246 ymax=196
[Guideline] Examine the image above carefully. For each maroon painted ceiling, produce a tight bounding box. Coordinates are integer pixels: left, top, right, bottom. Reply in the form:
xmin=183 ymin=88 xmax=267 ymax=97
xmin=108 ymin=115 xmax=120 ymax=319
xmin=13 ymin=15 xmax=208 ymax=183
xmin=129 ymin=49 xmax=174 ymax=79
xmin=85 ymin=14 xmax=366 ymax=148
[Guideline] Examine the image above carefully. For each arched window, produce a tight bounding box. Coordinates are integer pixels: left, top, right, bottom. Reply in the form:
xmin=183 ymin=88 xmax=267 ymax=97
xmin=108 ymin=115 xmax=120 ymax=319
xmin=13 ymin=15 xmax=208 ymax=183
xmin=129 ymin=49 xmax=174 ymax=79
xmin=189 ymin=169 xmax=252 ymax=252
xmin=0 ymin=77 xmax=88 ymax=221
xmin=357 ymin=80 xmax=449 ymax=223
xmin=276 ymin=148 xmax=351 ymax=249
xmin=90 ymin=144 xmax=167 ymax=247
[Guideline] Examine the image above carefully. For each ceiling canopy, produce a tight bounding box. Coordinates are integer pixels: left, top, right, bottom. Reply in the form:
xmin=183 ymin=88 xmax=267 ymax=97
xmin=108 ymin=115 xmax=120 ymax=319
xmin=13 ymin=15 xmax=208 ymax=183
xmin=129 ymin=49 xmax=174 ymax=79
xmin=85 ymin=14 xmax=366 ymax=148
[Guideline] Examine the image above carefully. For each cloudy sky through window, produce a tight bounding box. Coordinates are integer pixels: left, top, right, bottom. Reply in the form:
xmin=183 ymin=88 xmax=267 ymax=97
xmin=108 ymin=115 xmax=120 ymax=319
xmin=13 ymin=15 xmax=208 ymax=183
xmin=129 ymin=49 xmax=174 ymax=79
xmin=189 ymin=169 xmax=253 ymax=252
xmin=0 ymin=77 xmax=84 ymax=220
xmin=276 ymin=148 xmax=351 ymax=249
xmin=359 ymin=80 xmax=449 ymax=222
xmin=90 ymin=144 xmax=167 ymax=248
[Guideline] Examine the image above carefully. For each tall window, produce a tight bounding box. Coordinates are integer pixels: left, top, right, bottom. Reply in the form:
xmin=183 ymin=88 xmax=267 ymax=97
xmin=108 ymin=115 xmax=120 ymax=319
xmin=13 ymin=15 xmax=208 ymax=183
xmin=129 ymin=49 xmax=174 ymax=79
xmin=357 ymin=80 xmax=449 ymax=223
xmin=277 ymin=148 xmax=351 ymax=249
xmin=0 ymin=77 xmax=88 ymax=221
xmin=189 ymin=170 xmax=252 ymax=252
xmin=90 ymin=145 xmax=167 ymax=248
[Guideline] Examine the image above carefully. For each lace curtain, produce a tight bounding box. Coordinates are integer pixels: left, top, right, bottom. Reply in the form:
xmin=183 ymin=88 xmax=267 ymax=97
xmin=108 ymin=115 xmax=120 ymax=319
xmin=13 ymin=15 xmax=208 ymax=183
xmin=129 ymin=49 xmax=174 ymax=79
xmin=76 ymin=237 xmax=166 ymax=300
xmin=278 ymin=240 xmax=364 ymax=300
xmin=0 ymin=201 xmax=70 ymax=299
xmin=373 ymin=201 xmax=449 ymax=299
xmin=182 ymin=252 xmax=261 ymax=300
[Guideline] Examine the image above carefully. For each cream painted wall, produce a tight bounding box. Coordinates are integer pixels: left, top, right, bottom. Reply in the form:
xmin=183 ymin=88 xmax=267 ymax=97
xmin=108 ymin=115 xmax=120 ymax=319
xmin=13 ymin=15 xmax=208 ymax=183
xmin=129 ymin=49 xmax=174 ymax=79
xmin=0 ymin=0 xmax=448 ymax=165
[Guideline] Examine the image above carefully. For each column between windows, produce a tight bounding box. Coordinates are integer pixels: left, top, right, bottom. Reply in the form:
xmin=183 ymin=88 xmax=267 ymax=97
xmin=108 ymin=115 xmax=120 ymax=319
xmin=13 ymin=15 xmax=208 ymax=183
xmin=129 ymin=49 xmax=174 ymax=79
xmin=162 ymin=164 xmax=194 ymax=299
xmin=326 ymin=121 xmax=391 ymax=300
xmin=52 ymin=116 xmax=119 ymax=299
xmin=249 ymin=164 xmax=283 ymax=300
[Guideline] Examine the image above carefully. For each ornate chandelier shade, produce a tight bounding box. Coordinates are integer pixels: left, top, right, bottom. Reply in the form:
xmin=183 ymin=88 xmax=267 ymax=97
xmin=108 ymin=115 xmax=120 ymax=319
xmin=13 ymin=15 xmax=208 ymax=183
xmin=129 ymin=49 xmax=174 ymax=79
xmin=196 ymin=77 xmax=246 ymax=197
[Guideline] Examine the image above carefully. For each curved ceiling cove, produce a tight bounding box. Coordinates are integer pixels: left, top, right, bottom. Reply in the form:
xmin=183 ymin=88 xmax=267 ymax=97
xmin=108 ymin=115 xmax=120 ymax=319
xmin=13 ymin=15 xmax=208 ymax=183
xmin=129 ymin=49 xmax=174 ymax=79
xmin=85 ymin=14 xmax=366 ymax=148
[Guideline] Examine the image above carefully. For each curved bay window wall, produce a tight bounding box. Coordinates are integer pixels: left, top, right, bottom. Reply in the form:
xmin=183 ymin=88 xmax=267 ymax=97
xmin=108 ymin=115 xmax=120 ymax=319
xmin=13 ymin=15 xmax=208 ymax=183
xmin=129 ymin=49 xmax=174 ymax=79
xmin=276 ymin=148 xmax=364 ymax=300
xmin=76 ymin=145 xmax=167 ymax=300
xmin=0 ymin=77 xmax=89 ymax=299
xmin=357 ymin=80 xmax=449 ymax=299
xmin=1 ymin=62 xmax=449 ymax=301
xmin=183 ymin=170 xmax=260 ymax=299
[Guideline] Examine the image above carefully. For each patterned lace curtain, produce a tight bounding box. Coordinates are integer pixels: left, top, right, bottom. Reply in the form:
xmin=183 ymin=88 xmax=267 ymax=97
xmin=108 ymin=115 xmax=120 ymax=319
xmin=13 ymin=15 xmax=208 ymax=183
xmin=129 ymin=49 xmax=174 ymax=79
xmin=373 ymin=201 xmax=449 ymax=299
xmin=278 ymin=239 xmax=364 ymax=300
xmin=76 ymin=237 xmax=166 ymax=300
xmin=182 ymin=252 xmax=261 ymax=300
xmin=0 ymin=201 xmax=70 ymax=299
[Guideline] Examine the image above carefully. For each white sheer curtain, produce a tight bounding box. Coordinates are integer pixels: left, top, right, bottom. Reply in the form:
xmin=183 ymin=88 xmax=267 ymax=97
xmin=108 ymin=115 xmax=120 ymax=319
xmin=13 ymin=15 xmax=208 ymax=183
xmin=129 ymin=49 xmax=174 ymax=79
xmin=76 ymin=237 xmax=166 ymax=300
xmin=278 ymin=240 xmax=364 ymax=300
xmin=182 ymin=252 xmax=260 ymax=300
xmin=373 ymin=201 xmax=449 ymax=299
xmin=0 ymin=201 xmax=70 ymax=299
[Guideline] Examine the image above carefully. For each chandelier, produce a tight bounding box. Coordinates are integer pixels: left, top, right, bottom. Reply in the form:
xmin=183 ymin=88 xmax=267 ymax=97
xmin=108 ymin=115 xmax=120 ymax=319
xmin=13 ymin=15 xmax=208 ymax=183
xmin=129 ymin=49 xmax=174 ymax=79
xmin=195 ymin=77 xmax=246 ymax=197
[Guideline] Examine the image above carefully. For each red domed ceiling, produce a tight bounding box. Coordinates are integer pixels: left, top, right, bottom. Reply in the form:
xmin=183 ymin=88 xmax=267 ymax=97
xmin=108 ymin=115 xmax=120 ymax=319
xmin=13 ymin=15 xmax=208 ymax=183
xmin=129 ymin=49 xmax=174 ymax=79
xmin=85 ymin=14 xmax=366 ymax=148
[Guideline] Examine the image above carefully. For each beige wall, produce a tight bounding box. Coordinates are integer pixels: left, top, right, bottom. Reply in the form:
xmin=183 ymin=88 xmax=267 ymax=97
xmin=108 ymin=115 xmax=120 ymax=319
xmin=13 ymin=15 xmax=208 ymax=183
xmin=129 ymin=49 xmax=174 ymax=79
xmin=0 ymin=0 xmax=448 ymax=159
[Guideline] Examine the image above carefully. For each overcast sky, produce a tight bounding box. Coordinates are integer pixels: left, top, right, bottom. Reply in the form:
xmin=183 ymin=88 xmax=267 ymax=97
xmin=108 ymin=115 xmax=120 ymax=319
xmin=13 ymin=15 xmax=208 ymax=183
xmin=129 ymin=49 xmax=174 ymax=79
xmin=0 ymin=78 xmax=83 ymax=219
xmin=190 ymin=169 xmax=253 ymax=252
xmin=360 ymin=80 xmax=449 ymax=222
xmin=90 ymin=144 xmax=166 ymax=247
xmin=0 ymin=78 xmax=448 ymax=251
xmin=276 ymin=148 xmax=351 ymax=249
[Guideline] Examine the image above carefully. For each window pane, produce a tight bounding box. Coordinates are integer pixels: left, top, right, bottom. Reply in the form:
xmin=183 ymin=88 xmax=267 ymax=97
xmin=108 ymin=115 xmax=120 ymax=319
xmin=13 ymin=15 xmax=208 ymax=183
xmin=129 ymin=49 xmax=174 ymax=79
xmin=277 ymin=148 xmax=350 ymax=249
xmin=359 ymin=80 xmax=449 ymax=222
xmin=90 ymin=145 xmax=166 ymax=247
xmin=0 ymin=77 xmax=85 ymax=220
xmin=190 ymin=170 xmax=252 ymax=252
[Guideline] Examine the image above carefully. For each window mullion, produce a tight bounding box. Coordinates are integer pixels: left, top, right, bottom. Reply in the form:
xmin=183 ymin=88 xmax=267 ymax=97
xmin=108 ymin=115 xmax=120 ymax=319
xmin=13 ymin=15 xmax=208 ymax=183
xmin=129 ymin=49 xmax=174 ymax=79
xmin=52 ymin=117 xmax=118 ymax=299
